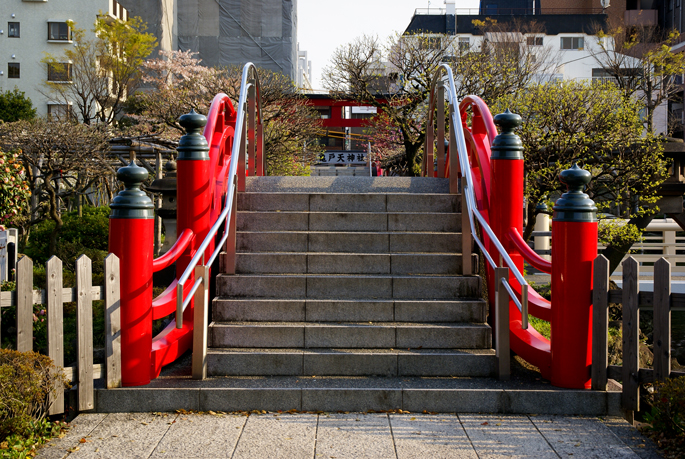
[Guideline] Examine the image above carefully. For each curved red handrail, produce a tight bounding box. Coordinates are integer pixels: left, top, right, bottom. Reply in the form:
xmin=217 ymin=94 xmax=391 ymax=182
xmin=152 ymin=229 xmax=195 ymax=272
xmin=507 ymin=228 xmax=552 ymax=274
xmin=150 ymin=93 xmax=240 ymax=376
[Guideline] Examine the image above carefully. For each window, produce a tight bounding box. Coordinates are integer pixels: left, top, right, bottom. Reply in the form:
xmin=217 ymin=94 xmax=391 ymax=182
xmin=47 ymin=63 xmax=72 ymax=82
xmin=527 ymin=36 xmax=543 ymax=46
xmin=47 ymin=104 xmax=73 ymax=121
xmin=459 ymin=37 xmax=470 ymax=52
xmin=8 ymin=22 xmax=20 ymax=38
xmin=560 ymin=37 xmax=584 ymax=50
xmin=8 ymin=63 xmax=20 ymax=79
xmin=47 ymin=22 xmax=70 ymax=41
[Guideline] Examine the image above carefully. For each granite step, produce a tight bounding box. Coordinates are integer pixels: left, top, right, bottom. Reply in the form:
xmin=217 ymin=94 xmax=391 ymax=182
xmin=209 ymin=322 xmax=492 ymax=349
xmin=211 ymin=298 xmax=487 ymax=323
xmin=216 ymin=274 xmax=482 ymax=299
xmin=236 ymin=231 xmax=461 ymax=254
xmin=234 ymin=252 xmax=463 ymax=274
xmin=236 ymin=211 xmax=461 ymax=232
xmin=237 ymin=192 xmax=460 ymax=213
xmin=206 ymin=348 xmax=497 ymax=377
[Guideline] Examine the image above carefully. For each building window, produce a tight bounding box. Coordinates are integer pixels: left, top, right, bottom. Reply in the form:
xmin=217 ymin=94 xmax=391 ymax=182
xmin=527 ymin=36 xmax=543 ymax=46
xmin=47 ymin=22 xmax=71 ymax=41
xmin=8 ymin=63 xmax=20 ymax=79
xmin=459 ymin=37 xmax=470 ymax=52
xmin=8 ymin=22 xmax=20 ymax=38
xmin=560 ymin=37 xmax=584 ymax=50
xmin=47 ymin=104 xmax=73 ymax=121
xmin=47 ymin=63 xmax=72 ymax=82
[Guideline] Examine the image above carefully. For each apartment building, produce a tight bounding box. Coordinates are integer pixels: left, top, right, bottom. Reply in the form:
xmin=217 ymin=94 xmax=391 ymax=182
xmin=403 ymin=0 xmax=668 ymax=134
xmin=0 ymin=0 xmax=128 ymax=118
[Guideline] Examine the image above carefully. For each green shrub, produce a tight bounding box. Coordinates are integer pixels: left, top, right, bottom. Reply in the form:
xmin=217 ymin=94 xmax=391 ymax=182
xmin=24 ymin=207 xmax=109 ymax=283
xmin=0 ymin=350 xmax=67 ymax=439
xmin=645 ymin=376 xmax=685 ymax=439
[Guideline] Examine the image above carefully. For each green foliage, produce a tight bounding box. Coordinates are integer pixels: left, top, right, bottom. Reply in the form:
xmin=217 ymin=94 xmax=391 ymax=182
xmin=42 ymin=15 xmax=156 ymax=125
xmin=491 ymin=80 xmax=668 ymax=239
xmin=528 ymin=315 xmax=551 ymax=340
xmin=0 ymin=418 xmax=65 ymax=458
xmin=0 ymin=89 xmax=36 ymax=123
xmin=598 ymin=219 xmax=644 ymax=247
xmin=0 ymin=149 xmax=30 ymax=229
xmin=23 ymin=206 xmax=109 ymax=272
xmin=645 ymin=377 xmax=685 ymax=440
xmin=0 ymin=350 xmax=67 ymax=440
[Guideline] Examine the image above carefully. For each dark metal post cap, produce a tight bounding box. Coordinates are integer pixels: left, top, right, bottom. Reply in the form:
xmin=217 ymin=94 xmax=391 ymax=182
xmin=553 ymin=164 xmax=597 ymax=222
xmin=177 ymin=109 xmax=209 ymax=161
xmin=491 ymin=109 xmax=523 ymax=160
xmin=110 ymin=161 xmax=154 ymax=219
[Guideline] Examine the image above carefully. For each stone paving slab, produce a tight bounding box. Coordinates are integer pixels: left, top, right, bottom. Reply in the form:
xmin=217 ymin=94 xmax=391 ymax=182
xmin=149 ymin=413 xmax=246 ymax=458
xmin=232 ymin=413 xmax=317 ymax=459
xmin=460 ymin=414 xmax=563 ymax=459
xmin=530 ymin=416 xmax=640 ymax=458
xmin=38 ymin=413 xmax=659 ymax=459
xmin=389 ymin=414 xmax=477 ymax=459
xmin=316 ymin=413 xmax=396 ymax=458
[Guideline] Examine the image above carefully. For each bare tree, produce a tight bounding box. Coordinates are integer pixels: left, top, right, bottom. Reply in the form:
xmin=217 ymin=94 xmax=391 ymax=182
xmin=0 ymin=119 xmax=112 ymax=253
xmin=589 ymin=17 xmax=685 ymax=134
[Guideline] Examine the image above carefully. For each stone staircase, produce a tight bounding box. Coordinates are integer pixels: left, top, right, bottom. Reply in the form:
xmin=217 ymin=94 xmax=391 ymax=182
xmin=208 ymin=176 xmax=496 ymax=378
xmin=94 ymin=176 xmax=621 ymax=415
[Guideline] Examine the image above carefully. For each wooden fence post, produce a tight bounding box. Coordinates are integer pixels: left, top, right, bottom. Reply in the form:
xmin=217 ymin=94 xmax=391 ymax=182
xmin=592 ymin=255 xmax=609 ymax=390
xmin=653 ymin=258 xmax=671 ymax=383
xmin=495 ymin=267 xmax=510 ymax=380
xmin=105 ymin=254 xmax=122 ymax=389
xmin=622 ymin=257 xmax=640 ymax=422
xmin=16 ymin=257 xmax=33 ymax=352
xmin=192 ymin=264 xmax=210 ymax=380
xmin=76 ymin=255 xmax=94 ymax=411
xmin=47 ymin=256 xmax=64 ymax=416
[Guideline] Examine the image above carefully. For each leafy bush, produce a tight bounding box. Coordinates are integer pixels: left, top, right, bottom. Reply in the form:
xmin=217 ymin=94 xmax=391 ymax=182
xmin=0 ymin=349 xmax=67 ymax=439
xmin=23 ymin=206 xmax=109 ymax=277
xmin=645 ymin=376 xmax=685 ymax=439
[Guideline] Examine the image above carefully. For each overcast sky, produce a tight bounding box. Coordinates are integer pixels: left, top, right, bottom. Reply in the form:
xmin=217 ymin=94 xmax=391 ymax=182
xmin=297 ymin=0 xmax=480 ymax=89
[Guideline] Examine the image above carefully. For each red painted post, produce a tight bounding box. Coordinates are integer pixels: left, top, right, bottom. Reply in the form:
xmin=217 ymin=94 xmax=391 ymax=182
xmin=176 ymin=110 xmax=211 ymax=326
xmin=551 ymin=164 xmax=598 ymax=389
xmin=488 ymin=110 xmax=524 ymax=321
xmin=108 ymin=162 xmax=155 ymax=386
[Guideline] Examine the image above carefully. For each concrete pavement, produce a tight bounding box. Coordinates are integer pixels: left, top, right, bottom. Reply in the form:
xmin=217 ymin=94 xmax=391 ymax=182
xmin=38 ymin=411 xmax=661 ymax=459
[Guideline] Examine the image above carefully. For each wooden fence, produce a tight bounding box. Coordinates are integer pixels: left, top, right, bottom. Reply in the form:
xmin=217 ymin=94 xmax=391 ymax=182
xmin=1 ymin=254 xmax=121 ymax=415
xmin=592 ymin=255 xmax=685 ymax=422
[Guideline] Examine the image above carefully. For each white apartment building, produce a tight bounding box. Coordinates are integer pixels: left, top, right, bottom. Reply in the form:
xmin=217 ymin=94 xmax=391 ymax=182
xmin=404 ymin=1 xmax=668 ymax=134
xmin=0 ymin=0 xmax=128 ymax=118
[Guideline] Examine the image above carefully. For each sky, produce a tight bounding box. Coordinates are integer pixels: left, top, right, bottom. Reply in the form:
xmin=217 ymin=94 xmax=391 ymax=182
xmin=297 ymin=0 xmax=480 ymax=89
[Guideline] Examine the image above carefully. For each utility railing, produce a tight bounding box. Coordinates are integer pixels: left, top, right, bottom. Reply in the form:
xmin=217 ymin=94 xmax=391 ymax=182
xmin=424 ymin=64 xmax=599 ymax=388
xmin=424 ymin=65 xmax=529 ymax=380
xmin=108 ymin=63 xmax=264 ymax=386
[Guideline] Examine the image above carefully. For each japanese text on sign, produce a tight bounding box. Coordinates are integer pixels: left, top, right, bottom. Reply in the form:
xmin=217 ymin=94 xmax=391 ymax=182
xmin=318 ymin=151 xmax=367 ymax=164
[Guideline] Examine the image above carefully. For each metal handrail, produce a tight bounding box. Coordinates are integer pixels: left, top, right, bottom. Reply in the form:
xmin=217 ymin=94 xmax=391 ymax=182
xmin=430 ymin=63 xmax=529 ymax=328
xmin=175 ymin=63 xmax=263 ymax=327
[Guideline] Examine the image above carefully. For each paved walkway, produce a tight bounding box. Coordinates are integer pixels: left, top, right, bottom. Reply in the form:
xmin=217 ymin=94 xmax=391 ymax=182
xmin=38 ymin=412 xmax=661 ymax=459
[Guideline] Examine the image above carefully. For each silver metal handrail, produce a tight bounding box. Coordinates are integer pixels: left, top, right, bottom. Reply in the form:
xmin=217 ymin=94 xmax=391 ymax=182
xmin=175 ymin=62 xmax=263 ymax=327
xmin=431 ymin=63 xmax=529 ymax=329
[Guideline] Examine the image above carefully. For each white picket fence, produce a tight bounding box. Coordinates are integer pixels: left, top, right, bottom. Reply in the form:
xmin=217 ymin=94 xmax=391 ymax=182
xmin=533 ymin=218 xmax=685 ymax=274
xmin=1 ymin=254 xmax=121 ymax=414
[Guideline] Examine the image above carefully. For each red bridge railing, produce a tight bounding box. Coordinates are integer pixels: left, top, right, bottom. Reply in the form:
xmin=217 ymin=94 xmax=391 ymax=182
xmin=108 ymin=63 xmax=264 ymax=386
xmin=423 ymin=64 xmax=598 ymax=389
